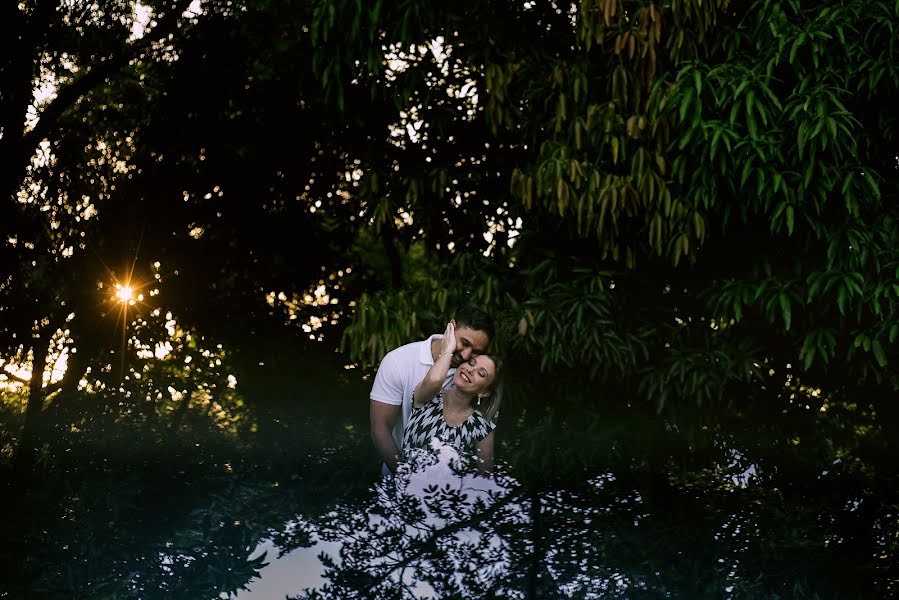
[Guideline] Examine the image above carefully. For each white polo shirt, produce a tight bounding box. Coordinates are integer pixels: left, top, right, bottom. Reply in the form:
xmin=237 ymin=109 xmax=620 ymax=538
xmin=370 ymin=334 xmax=455 ymax=459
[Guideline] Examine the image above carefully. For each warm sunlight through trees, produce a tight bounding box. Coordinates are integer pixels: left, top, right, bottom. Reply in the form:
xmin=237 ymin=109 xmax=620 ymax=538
xmin=1 ymin=2 xmax=896 ymax=598
xmin=1 ymin=0 xmax=897 ymax=473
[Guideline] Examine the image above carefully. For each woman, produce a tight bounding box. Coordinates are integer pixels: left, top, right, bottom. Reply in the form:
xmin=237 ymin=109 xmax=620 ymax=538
xmin=402 ymin=321 xmax=502 ymax=473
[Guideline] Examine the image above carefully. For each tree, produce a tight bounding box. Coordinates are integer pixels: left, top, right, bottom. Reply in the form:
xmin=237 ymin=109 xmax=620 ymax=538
xmin=322 ymin=0 xmax=898 ymax=437
xmin=0 ymin=0 xmax=209 ymax=472
xmin=0 ymin=0 xmax=373 ymax=471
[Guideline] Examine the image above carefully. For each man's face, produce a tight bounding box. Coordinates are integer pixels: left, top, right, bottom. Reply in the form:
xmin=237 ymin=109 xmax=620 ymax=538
xmin=450 ymin=325 xmax=490 ymax=368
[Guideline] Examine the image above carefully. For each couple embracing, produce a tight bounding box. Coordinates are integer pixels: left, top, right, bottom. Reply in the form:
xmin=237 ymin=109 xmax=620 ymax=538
xmin=369 ymin=308 xmax=502 ymax=475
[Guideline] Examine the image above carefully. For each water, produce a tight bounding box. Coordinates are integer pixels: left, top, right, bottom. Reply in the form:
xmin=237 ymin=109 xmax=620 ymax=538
xmin=1 ymin=357 xmax=896 ymax=599
xmin=237 ymin=533 xmax=340 ymax=597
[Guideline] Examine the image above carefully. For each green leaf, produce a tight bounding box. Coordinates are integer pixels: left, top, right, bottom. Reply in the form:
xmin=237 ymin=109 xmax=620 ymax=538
xmin=810 ymin=117 xmax=825 ymax=140
xmin=837 ymin=285 xmax=847 ymax=315
xmin=746 ymin=108 xmax=758 ymax=139
xmin=761 ymin=82 xmax=783 ymax=111
xmin=789 ymin=33 xmax=806 ymax=65
xmin=806 ymin=275 xmax=823 ymax=301
xmin=772 ymin=201 xmax=787 ymax=221
xmin=862 ymin=173 xmax=881 ymax=200
xmin=729 ymin=102 xmax=741 ymax=126
xmin=797 ymin=121 xmax=808 ymax=159
xmin=710 ymin=127 xmax=723 ymax=161
xmin=679 ymin=88 xmax=694 ymax=122
xmin=842 ymin=171 xmax=855 ymax=195
xmin=837 ymin=285 xmax=848 ymax=315
xmin=800 ymin=337 xmax=815 ymax=370
xmin=778 ymin=293 xmax=792 ymax=330
xmin=872 ymin=340 xmax=887 ymax=367
xmin=741 ymin=160 xmax=753 ymax=186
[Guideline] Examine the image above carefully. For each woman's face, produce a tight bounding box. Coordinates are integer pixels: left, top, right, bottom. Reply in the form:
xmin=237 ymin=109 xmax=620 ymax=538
xmin=453 ymin=355 xmax=496 ymax=395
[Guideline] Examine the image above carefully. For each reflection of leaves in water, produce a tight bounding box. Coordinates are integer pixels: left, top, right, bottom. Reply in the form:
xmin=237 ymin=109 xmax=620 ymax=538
xmin=294 ymin=444 xmax=668 ymax=599
xmin=294 ymin=444 xmax=526 ymax=599
xmin=4 ymin=360 xmax=896 ymax=599
xmin=269 ymin=517 xmax=317 ymax=558
xmin=292 ymin=423 xmax=897 ymax=600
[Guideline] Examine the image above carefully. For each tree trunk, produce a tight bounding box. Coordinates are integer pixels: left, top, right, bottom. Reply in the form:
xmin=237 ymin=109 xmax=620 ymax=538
xmin=13 ymin=341 xmax=50 ymax=477
xmin=43 ymin=345 xmax=86 ymax=418
xmin=169 ymin=386 xmax=195 ymax=429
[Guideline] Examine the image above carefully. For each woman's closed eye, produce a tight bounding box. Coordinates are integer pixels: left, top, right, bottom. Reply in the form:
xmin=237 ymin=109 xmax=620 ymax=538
xmin=467 ymin=359 xmax=487 ymax=378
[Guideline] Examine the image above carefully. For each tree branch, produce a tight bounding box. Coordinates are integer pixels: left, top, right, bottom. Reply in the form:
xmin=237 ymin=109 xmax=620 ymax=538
xmin=41 ymin=380 xmax=64 ymax=397
xmin=1 ymin=367 xmax=30 ymax=385
xmin=20 ymin=0 xmax=197 ymax=154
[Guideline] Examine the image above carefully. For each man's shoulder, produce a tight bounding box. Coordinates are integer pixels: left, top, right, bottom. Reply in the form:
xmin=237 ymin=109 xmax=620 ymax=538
xmin=384 ymin=337 xmax=427 ymax=357
xmin=381 ymin=336 xmax=433 ymax=365
xmin=374 ymin=336 xmax=431 ymax=380
xmin=371 ymin=337 xmax=433 ymax=402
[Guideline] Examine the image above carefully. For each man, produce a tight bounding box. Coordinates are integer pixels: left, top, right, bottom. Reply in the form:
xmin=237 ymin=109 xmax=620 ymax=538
xmin=369 ymin=307 xmax=493 ymax=474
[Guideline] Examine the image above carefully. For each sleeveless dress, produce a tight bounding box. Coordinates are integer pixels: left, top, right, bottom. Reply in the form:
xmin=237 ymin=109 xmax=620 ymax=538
xmin=403 ymin=392 xmax=496 ymax=456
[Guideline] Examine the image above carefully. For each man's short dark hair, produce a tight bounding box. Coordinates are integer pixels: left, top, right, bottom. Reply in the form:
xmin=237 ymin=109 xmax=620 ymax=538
xmin=454 ymin=306 xmax=494 ymax=341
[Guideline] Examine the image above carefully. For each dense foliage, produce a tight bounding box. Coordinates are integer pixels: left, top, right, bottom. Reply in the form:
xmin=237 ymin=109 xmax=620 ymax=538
xmin=1 ymin=2 xmax=896 ymax=597
xmin=0 ymin=0 xmax=895 ymax=464
xmin=319 ymin=0 xmax=899 ymax=430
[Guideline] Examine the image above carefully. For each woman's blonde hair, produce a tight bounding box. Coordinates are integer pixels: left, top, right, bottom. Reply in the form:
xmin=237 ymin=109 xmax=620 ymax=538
xmin=476 ymin=355 xmax=503 ymax=423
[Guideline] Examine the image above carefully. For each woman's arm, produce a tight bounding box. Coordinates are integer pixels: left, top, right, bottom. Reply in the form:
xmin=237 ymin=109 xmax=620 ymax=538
xmin=413 ymin=322 xmax=456 ymax=407
xmin=476 ymin=429 xmax=495 ymax=474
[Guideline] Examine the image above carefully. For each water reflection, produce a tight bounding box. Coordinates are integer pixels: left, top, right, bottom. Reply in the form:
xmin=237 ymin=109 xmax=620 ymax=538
xmin=240 ymin=441 xmax=520 ymax=599
xmin=241 ymin=418 xmax=895 ymax=600
xmin=278 ymin=442 xmax=653 ymax=599
xmin=236 ymin=523 xmax=340 ymax=598
xmin=2 ymin=357 xmax=896 ymax=599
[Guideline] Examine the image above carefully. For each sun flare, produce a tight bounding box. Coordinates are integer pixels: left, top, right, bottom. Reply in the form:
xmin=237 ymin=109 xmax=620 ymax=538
xmin=115 ymin=284 xmax=134 ymax=303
